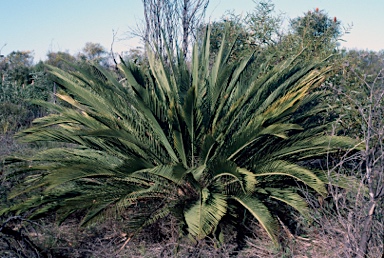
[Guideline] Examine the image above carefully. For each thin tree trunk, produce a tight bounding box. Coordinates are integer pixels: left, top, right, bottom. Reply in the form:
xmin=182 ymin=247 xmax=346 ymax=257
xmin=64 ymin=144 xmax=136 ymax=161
xmin=357 ymin=200 xmax=375 ymax=257
xmin=182 ymin=0 xmax=189 ymax=57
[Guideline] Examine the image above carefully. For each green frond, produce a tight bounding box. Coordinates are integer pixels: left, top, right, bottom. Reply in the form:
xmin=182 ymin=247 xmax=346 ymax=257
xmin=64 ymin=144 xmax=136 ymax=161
xmin=254 ymin=160 xmax=327 ymax=195
xmin=128 ymin=205 xmax=172 ymax=233
xmin=314 ymin=170 xmax=366 ymax=194
xmin=189 ymin=165 xmax=206 ymax=182
xmin=80 ymin=200 xmax=117 ymax=226
xmin=138 ymin=164 xmax=188 ymax=185
xmin=184 ymin=188 xmax=227 ymax=240
xmin=238 ymin=168 xmax=258 ymax=193
xmin=270 ymin=135 xmax=362 ymax=161
xmin=266 ymin=188 xmax=309 ymax=218
xmin=232 ymin=194 xmax=278 ymax=245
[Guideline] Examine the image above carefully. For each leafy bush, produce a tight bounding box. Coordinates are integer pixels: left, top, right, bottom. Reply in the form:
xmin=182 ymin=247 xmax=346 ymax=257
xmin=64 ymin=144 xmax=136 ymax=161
xmin=0 ymin=70 xmax=50 ymax=134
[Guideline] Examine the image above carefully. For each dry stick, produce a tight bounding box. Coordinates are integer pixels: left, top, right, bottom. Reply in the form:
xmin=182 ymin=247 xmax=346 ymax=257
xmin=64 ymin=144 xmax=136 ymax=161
xmin=110 ymin=29 xmax=118 ymax=69
xmin=276 ymin=216 xmax=294 ymax=240
xmin=116 ymin=235 xmax=133 ymax=254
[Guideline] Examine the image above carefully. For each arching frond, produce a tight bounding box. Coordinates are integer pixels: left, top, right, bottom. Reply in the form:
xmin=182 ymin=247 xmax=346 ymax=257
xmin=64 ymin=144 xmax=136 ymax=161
xmin=232 ymin=194 xmax=278 ymax=245
xmin=184 ymin=188 xmax=227 ymax=240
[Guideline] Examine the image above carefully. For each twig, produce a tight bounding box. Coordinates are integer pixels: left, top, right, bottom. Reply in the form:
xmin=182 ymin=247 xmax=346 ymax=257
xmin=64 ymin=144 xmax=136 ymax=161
xmin=277 ymin=216 xmax=294 ymax=240
xmin=110 ymin=29 xmax=119 ymax=69
xmin=115 ymin=235 xmax=132 ymax=254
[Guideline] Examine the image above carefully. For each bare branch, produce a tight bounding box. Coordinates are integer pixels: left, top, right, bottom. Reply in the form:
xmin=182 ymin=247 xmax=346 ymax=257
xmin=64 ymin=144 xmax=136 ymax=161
xmin=131 ymin=0 xmax=209 ymax=58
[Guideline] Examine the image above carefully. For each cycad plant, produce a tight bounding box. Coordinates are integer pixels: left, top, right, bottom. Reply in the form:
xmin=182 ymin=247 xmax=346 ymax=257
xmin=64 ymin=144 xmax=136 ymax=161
xmin=3 ymin=28 xmax=356 ymax=244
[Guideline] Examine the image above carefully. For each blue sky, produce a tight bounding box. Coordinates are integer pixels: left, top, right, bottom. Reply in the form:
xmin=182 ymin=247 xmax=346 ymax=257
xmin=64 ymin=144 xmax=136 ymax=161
xmin=1 ymin=0 xmax=383 ymax=62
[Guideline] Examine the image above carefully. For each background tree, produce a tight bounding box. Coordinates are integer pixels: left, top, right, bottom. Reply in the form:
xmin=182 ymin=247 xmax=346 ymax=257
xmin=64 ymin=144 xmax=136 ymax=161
xmin=78 ymin=42 xmax=109 ymax=65
xmin=244 ymin=0 xmax=282 ymax=47
xmin=45 ymin=51 xmax=77 ymax=70
xmin=201 ymin=3 xmax=344 ymax=70
xmin=121 ymin=46 xmax=147 ymax=66
xmin=133 ymin=0 xmax=209 ymax=57
xmin=204 ymin=14 xmax=252 ymax=62
xmin=330 ymin=51 xmax=383 ymax=258
xmin=0 ymin=51 xmax=34 ymax=87
xmin=290 ymin=8 xmax=342 ymax=56
xmin=0 ymin=51 xmax=51 ymax=134
xmin=348 ymin=67 xmax=384 ymax=258
xmin=196 ymin=0 xmax=282 ymax=67
xmin=296 ymin=50 xmax=384 ymax=258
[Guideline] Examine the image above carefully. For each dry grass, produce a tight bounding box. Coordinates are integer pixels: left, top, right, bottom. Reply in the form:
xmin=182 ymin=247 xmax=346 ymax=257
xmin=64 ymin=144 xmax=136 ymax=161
xmin=1 ymin=202 xmax=382 ymax=257
xmin=0 ymin=213 xmax=370 ymax=258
